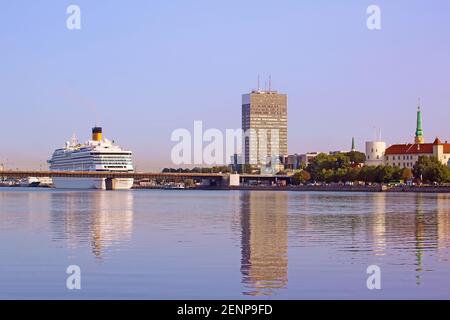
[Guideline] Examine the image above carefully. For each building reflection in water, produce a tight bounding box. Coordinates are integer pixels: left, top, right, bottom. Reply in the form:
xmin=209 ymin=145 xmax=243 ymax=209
xmin=239 ymin=191 xmax=288 ymax=296
xmin=371 ymin=193 xmax=387 ymax=256
xmin=414 ymin=195 xmax=426 ymax=285
xmin=50 ymin=191 xmax=134 ymax=259
xmin=437 ymin=194 xmax=450 ymax=259
xmin=412 ymin=194 xmax=443 ymax=285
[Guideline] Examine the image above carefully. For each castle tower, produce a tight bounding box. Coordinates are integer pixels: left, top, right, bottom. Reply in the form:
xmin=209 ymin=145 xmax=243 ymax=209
xmin=415 ymin=102 xmax=424 ymax=144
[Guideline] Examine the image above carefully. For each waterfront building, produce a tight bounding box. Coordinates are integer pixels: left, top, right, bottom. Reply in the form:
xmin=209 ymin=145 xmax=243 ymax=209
xmin=242 ymin=85 xmax=288 ymax=166
xmin=299 ymin=152 xmax=320 ymax=167
xmin=329 ymin=151 xmax=347 ymax=155
xmin=257 ymin=155 xmax=285 ymax=175
xmin=384 ymin=107 xmax=450 ymax=168
xmin=385 ymin=138 xmax=450 ymax=168
xmin=230 ymin=154 xmax=243 ymax=173
xmin=284 ymin=154 xmax=302 ymax=170
xmin=365 ymin=141 xmax=386 ymax=166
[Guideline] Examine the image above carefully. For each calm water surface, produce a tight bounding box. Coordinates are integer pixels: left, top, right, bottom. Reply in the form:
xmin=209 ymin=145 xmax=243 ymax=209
xmin=0 ymin=188 xmax=449 ymax=299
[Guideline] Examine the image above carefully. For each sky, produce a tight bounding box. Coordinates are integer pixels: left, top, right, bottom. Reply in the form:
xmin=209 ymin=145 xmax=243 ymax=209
xmin=0 ymin=0 xmax=449 ymax=171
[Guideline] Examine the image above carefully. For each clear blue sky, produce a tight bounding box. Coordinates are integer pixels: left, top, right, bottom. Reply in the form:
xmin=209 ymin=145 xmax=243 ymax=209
xmin=0 ymin=0 xmax=449 ymax=170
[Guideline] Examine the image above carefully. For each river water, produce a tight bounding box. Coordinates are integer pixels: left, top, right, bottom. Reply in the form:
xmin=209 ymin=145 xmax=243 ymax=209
xmin=0 ymin=188 xmax=449 ymax=299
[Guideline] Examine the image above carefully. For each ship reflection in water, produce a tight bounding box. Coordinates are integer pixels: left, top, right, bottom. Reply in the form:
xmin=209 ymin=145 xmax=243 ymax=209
xmin=0 ymin=189 xmax=450 ymax=299
xmin=49 ymin=191 xmax=134 ymax=259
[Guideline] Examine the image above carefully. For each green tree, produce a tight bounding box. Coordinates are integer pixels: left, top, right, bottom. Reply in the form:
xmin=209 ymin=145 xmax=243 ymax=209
xmin=335 ymin=153 xmax=351 ymax=169
xmin=320 ymin=169 xmax=335 ymax=183
xmin=392 ymin=166 xmax=403 ymax=181
xmin=358 ymin=166 xmax=377 ymax=183
xmin=292 ymin=170 xmax=311 ymax=185
xmin=334 ymin=168 xmax=348 ymax=182
xmin=345 ymin=167 xmax=361 ymax=182
xmin=376 ymin=165 xmax=402 ymax=183
xmin=307 ymin=153 xmax=350 ymax=181
xmin=346 ymin=151 xmax=366 ymax=164
xmin=414 ymin=156 xmax=450 ymax=183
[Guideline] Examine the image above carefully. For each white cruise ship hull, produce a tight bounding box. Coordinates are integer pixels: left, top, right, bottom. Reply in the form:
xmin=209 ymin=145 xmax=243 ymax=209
xmin=52 ymin=177 xmax=134 ymax=190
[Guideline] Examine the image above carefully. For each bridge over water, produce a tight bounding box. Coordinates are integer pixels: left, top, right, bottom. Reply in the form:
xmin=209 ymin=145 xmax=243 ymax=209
xmin=0 ymin=171 xmax=291 ymax=187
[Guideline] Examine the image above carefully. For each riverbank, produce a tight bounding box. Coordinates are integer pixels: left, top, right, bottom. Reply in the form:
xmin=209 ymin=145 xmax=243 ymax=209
xmin=386 ymin=186 xmax=450 ymax=193
xmin=134 ymin=185 xmax=450 ymax=193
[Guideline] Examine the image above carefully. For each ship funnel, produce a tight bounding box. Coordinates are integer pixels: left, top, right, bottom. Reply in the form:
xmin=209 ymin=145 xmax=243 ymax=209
xmin=92 ymin=127 xmax=103 ymax=141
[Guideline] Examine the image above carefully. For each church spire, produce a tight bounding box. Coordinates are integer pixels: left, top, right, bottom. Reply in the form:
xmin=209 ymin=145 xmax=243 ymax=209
xmin=415 ymin=98 xmax=424 ymax=144
xmin=351 ymin=136 xmax=356 ymax=152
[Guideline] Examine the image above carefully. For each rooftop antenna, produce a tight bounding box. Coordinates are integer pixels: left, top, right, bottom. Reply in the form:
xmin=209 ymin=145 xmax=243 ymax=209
xmin=373 ymin=127 xmax=382 ymax=141
xmin=257 ymin=75 xmax=260 ymax=91
xmin=269 ymin=75 xmax=272 ymax=92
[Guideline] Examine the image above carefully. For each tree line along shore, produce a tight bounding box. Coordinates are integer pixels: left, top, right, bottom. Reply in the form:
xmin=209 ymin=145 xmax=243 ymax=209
xmin=161 ymin=152 xmax=450 ymax=186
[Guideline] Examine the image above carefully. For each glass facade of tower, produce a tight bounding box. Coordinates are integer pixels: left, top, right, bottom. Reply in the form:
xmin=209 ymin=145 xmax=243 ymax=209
xmin=242 ymin=91 xmax=288 ymax=165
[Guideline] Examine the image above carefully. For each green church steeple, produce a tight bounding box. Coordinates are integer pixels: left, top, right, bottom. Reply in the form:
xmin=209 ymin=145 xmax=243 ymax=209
xmin=351 ymin=137 xmax=356 ymax=152
xmin=415 ymin=99 xmax=424 ymax=144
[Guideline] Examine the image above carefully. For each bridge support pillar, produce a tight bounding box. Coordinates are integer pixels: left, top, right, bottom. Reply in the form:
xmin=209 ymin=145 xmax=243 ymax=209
xmin=228 ymin=174 xmax=240 ymax=187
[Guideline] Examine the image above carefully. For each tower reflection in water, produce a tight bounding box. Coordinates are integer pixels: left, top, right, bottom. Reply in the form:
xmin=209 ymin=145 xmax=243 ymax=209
xmin=239 ymin=191 xmax=288 ymax=296
xmin=50 ymin=191 xmax=134 ymax=259
xmin=371 ymin=193 xmax=387 ymax=257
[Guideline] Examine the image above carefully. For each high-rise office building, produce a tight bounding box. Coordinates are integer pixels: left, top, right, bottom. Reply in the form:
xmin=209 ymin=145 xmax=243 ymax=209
xmin=242 ymin=88 xmax=288 ymax=166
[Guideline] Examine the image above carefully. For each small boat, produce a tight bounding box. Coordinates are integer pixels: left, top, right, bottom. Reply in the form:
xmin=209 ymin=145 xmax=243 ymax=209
xmin=163 ymin=183 xmax=185 ymax=190
xmin=19 ymin=177 xmax=40 ymax=187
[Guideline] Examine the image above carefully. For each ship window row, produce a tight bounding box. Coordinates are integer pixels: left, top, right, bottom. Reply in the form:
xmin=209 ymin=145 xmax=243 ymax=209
xmin=51 ymin=163 xmax=133 ymax=168
xmin=51 ymin=155 xmax=132 ymax=161
xmin=50 ymin=166 xmax=130 ymax=171
xmin=50 ymin=163 xmax=132 ymax=168
xmin=51 ymin=159 xmax=132 ymax=164
xmin=51 ymin=157 xmax=132 ymax=162
xmin=51 ymin=161 xmax=132 ymax=166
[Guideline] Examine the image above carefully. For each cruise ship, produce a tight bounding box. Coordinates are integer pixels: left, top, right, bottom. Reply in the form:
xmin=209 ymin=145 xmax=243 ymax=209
xmin=48 ymin=127 xmax=134 ymax=190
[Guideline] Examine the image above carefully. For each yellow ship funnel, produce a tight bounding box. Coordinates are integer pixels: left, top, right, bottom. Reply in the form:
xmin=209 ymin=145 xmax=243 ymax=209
xmin=92 ymin=127 xmax=103 ymax=141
